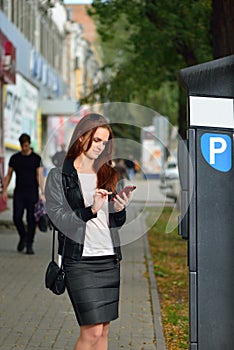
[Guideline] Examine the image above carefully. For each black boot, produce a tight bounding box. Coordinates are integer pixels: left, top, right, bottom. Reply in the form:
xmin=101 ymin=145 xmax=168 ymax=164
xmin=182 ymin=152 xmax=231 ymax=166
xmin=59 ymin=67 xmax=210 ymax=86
xmin=17 ymin=238 xmax=26 ymax=252
xmin=26 ymin=245 xmax=34 ymax=255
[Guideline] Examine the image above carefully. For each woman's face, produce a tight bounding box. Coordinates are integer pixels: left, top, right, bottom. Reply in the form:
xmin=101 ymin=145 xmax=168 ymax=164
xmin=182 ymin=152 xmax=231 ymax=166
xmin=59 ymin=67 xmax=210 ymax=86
xmin=83 ymin=127 xmax=110 ymax=160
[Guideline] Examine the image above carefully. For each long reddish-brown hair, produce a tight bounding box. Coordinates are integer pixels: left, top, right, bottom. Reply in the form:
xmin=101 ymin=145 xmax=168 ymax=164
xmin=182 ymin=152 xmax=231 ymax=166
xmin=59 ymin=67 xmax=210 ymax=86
xmin=66 ymin=113 xmax=119 ymax=192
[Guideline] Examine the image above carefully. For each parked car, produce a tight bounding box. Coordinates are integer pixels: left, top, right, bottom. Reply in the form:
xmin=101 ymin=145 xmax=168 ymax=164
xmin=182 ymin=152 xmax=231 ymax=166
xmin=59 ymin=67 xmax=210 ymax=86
xmin=160 ymin=159 xmax=180 ymax=203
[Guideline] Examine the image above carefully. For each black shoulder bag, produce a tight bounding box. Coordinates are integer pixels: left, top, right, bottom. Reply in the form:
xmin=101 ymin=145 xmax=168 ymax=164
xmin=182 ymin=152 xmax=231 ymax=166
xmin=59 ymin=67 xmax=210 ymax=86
xmin=45 ymin=225 xmax=66 ymax=295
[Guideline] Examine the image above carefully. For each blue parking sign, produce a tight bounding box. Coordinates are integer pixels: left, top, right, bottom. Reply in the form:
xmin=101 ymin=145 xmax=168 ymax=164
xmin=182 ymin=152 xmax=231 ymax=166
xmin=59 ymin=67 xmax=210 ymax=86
xmin=201 ymin=133 xmax=232 ymax=172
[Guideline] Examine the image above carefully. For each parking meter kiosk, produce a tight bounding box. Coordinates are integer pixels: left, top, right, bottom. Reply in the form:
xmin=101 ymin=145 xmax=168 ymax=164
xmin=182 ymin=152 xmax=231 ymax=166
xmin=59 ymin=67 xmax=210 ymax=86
xmin=179 ymin=55 xmax=234 ymax=350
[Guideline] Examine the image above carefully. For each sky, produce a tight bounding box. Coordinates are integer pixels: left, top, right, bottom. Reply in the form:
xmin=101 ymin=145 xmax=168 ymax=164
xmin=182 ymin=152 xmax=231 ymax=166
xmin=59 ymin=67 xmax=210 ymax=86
xmin=63 ymin=0 xmax=93 ymax=4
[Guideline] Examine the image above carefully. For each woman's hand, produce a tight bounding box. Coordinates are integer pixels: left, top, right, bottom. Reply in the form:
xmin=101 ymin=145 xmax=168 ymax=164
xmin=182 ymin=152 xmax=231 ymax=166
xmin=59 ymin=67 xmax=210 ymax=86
xmin=91 ymin=189 xmax=112 ymax=214
xmin=113 ymin=192 xmax=130 ymax=212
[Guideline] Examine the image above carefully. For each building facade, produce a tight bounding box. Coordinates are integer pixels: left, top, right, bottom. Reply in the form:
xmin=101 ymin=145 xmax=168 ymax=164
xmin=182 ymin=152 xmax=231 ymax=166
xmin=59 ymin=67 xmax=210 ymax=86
xmin=0 ymin=0 xmax=102 ymax=197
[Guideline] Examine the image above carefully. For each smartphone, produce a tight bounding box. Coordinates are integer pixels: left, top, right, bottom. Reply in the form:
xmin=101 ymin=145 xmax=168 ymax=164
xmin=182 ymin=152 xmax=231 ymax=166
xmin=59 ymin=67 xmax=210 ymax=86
xmin=110 ymin=185 xmax=136 ymax=201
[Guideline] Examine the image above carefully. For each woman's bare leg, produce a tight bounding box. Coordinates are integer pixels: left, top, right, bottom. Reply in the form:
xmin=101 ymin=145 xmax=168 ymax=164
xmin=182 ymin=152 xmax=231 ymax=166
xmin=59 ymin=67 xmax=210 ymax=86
xmin=74 ymin=322 xmax=110 ymax=350
xmin=96 ymin=322 xmax=110 ymax=350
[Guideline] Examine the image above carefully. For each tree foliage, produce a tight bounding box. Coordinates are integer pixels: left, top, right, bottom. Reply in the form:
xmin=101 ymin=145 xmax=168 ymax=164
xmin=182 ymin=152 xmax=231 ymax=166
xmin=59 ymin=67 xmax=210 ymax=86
xmin=86 ymin=0 xmax=212 ymax=130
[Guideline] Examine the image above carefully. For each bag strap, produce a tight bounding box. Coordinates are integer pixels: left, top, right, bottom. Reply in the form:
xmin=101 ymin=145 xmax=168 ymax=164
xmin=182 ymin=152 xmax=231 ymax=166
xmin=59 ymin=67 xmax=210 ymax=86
xmin=51 ymin=226 xmax=56 ymax=261
xmin=51 ymin=226 xmax=66 ymax=266
xmin=50 ymin=171 xmax=68 ymax=264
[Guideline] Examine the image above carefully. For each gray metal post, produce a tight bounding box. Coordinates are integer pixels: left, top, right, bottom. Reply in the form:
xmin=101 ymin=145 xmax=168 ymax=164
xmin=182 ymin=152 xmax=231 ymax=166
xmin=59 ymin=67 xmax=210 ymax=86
xmin=178 ymin=55 xmax=234 ymax=350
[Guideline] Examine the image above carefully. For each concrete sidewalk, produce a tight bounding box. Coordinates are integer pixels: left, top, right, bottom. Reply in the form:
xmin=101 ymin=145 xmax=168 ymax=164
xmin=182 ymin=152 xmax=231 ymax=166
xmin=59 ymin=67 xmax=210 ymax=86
xmin=0 ymin=179 xmax=167 ymax=350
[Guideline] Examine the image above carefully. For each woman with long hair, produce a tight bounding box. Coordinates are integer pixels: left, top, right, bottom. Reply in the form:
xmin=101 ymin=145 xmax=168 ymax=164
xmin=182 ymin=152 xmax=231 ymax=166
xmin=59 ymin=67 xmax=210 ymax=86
xmin=45 ymin=113 xmax=131 ymax=350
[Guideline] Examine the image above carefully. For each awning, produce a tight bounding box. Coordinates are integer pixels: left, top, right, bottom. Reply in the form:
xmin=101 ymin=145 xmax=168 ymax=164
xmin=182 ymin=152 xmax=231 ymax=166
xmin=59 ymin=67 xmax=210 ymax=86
xmin=0 ymin=30 xmax=16 ymax=84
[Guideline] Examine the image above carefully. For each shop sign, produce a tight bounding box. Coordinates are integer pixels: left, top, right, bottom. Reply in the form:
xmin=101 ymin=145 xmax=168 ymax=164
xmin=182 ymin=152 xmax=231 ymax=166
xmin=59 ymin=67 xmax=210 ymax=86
xmin=30 ymin=49 xmax=59 ymax=94
xmin=0 ymin=30 xmax=16 ymax=84
xmin=4 ymin=73 xmax=39 ymax=150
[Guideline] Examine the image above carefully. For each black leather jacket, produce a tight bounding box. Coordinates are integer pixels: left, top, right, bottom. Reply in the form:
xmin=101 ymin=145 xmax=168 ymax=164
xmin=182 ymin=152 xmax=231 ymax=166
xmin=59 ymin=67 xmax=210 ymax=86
xmin=45 ymin=158 xmax=126 ymax=262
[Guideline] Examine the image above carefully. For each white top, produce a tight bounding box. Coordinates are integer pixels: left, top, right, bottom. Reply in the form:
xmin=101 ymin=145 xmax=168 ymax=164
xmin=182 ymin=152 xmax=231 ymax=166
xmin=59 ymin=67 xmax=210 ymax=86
xmin=78 ymin=173 xmax=114 ymax=256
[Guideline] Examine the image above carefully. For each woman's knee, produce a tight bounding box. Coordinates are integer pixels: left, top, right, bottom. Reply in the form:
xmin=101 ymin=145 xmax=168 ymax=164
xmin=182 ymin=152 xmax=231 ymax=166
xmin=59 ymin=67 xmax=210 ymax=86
xmin=102 ymin=322 xmax=110 ymax=338
xmin=80 ymin=324 xmax=105 ymax=344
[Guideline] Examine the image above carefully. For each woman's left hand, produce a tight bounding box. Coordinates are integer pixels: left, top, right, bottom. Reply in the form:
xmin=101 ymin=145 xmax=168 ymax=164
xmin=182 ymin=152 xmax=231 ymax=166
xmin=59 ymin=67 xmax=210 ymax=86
xmin=113 ymin=192 xmax=130 ymax=212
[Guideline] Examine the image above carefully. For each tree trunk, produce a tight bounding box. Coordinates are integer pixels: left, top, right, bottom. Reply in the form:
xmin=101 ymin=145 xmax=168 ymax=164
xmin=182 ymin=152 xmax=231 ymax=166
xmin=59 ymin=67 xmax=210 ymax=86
xmin=211 ymin=0 xmax=234 ymax=58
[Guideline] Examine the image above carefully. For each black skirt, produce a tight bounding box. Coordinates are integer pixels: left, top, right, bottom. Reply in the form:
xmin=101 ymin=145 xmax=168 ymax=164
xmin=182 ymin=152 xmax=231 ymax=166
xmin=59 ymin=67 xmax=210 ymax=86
xmin=63 ymin=255 xmax=120 ymax=326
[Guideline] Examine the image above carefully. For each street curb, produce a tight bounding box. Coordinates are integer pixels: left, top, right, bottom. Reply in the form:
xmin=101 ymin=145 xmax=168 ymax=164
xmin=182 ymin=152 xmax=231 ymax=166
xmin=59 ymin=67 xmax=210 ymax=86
xmin=144 ymin=232 xmax=167 ymax=350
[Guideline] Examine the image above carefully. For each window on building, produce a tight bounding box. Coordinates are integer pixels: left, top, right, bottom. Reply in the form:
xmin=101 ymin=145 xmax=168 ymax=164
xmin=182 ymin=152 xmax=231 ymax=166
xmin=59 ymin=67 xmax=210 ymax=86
xmin=1 ymin=0 xmax=64 ymax=76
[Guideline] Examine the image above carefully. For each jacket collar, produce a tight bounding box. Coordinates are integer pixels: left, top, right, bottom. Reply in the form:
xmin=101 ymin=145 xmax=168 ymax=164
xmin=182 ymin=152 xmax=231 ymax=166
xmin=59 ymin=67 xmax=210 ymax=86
xmin=62 ymin=158 xmax=77 ymax=177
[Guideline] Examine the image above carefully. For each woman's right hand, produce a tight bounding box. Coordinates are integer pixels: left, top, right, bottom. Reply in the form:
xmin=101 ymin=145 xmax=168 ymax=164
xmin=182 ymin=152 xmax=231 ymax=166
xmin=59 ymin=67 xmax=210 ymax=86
xmin=91 ymin=189 xmax=112 ymax=214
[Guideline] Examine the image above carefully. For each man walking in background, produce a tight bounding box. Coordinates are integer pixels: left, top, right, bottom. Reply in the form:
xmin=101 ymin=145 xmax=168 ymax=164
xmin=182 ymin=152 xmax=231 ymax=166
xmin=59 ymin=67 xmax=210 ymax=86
xmin=2 ymin=133 xmax=44 ymax=254
xmin=124 ymin=154 xmax=136 ymax=181
xmin=51 ymin=143 xmax=66 ymax=168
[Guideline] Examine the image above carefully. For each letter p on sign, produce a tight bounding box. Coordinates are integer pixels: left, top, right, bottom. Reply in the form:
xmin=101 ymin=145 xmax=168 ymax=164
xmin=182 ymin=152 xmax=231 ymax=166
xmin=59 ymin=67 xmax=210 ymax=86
xmin=209 ymin=137 xmax=227 ymax=164
xmin=201 ymin=133 xmax=232 ymax=172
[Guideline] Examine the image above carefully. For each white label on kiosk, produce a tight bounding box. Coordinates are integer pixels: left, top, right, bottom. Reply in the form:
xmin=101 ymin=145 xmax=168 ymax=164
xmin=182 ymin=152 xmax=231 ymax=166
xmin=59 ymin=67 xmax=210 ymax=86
xmin=190 ymin=96 xmax=234 ymax=128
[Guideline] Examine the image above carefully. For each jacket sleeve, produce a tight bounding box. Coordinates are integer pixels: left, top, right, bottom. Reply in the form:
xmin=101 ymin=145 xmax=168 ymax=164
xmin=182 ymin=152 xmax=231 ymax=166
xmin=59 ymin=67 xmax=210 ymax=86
xmin=45 ymin=168 xmax=95 ymax=244
xmin=109 ymin=200 xmax=126 ymax=228
xmin=62 ymin=174 xmax=97 ymax=223
xmin=112 ymin=208 xmax=126 ymax=228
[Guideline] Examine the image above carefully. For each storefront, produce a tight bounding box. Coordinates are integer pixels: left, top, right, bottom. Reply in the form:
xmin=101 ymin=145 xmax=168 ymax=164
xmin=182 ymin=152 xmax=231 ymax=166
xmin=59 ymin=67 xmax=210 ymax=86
xmin=0 ymin=30 xmax=16 ymax=211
